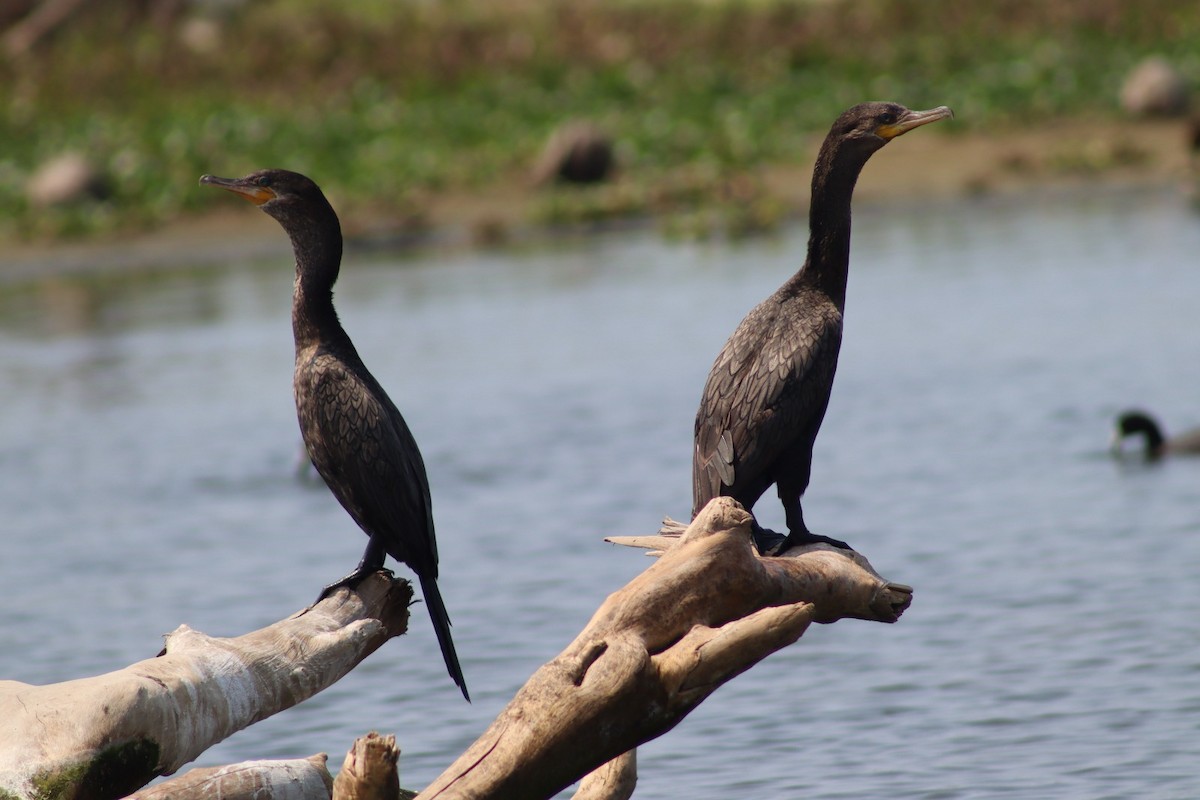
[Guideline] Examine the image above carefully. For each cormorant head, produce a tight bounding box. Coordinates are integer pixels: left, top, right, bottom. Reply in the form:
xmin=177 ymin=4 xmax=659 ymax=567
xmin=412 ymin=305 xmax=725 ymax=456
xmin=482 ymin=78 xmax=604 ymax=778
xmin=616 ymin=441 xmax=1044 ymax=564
xmin=1113 ymin=409 xmax=1165 ymax=457
xmin=200 ymin=169 xmax=333 ymax=227
xmin=829 ymin=102 xmax=954 ymax=154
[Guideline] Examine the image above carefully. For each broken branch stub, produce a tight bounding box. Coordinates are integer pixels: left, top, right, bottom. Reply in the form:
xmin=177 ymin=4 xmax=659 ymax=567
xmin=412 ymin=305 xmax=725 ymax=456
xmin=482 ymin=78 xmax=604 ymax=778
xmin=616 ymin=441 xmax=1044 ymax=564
xmin=333 ymin=732 xmax=410 ymax=800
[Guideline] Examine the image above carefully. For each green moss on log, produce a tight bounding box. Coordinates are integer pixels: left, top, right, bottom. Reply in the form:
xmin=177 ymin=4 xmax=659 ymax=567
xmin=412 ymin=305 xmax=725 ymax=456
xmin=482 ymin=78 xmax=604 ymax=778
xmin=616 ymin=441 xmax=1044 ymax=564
xmin=30 ymin=739 xmax=160 ymax=800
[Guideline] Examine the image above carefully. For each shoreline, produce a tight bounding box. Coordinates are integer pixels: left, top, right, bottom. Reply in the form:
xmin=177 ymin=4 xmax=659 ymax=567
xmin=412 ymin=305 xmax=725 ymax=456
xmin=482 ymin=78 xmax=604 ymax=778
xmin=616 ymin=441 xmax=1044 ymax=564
xmin=1 ymin=117 xmax=1193 ymax=283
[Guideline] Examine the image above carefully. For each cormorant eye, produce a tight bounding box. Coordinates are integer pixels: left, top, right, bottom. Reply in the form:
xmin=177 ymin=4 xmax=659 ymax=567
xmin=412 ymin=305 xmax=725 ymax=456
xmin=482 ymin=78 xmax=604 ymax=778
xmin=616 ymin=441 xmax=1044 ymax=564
xmin=878 ymin=112 xmax=897 ymax=125
xmin=256 ymin=175 xmax=271 ymax=187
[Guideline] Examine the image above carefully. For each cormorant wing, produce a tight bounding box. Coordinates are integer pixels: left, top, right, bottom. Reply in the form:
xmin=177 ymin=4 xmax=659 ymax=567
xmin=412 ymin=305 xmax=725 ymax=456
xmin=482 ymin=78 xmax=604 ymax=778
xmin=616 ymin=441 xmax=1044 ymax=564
xmin=300 ymin=353 xmax=438 ymax=573
xmin=693 ymin=298 xmax=842 ymax=509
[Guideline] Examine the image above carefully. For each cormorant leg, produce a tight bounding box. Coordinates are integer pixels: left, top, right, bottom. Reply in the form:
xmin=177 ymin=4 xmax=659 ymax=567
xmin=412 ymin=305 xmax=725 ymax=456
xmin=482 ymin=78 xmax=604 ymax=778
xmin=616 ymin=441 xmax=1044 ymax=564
xmin=313 ymin=536 xmax=390 ymax=604
xmin=779 ymin=501 xmax=852 ymax=552
xmin=748 ymin=518 xmax=788 ymax=555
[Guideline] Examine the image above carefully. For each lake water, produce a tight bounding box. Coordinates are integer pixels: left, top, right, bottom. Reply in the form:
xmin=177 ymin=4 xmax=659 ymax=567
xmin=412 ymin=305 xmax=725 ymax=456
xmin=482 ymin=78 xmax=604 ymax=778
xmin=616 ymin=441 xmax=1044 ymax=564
xmin=2 ymin=184 xmax=1199 ymax=798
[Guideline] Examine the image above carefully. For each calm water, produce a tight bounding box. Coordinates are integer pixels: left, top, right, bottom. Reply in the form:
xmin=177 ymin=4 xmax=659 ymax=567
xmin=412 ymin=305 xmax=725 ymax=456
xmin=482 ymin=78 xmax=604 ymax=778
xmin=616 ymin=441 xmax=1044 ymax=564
xmin=2 ymin=185 xmax=1199 ymax=798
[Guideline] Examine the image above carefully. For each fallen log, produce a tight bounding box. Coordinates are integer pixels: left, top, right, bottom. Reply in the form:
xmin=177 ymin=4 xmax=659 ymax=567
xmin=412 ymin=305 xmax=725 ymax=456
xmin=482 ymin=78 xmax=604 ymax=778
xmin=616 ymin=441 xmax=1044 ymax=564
xmin=418 ymin=497 xmax=911 ymax=799
xmin=125 ymin=732 xmax=415 ymax=800
xmin=0 ymin=574 xmax=412 ymax=800
xmin=0 ymin=498 xmax=909 ymax=800
xmin=124 ymin=754 xmax=334 ymax=800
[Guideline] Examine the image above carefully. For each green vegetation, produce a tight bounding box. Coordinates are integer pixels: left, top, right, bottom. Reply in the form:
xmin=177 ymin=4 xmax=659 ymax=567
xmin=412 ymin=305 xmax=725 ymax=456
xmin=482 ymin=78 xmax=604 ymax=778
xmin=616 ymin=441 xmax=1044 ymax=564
xmin=28 ymin=739 xmax=159 ymax=800
xmin=0 ymin=0 xmax=1196 ymax=241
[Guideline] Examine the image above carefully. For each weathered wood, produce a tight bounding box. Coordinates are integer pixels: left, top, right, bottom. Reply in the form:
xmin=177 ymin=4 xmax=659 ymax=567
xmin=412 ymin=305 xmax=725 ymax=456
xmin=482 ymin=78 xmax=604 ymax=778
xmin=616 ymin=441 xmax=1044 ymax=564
xmin=333 ymin=732 xmax=410 ymax=800
xmin=418 ymin=497 xmax=911 ymax=799
xmin=125 ymin=754 xmax=334 ymax=800
xmin=0 ymin=573 xmax=412 ymax=800
xmin=128 ymin=732 xmax=413 ymax=800
xmin=571 ymin=751 xmax=637 ymax=800
xmin=0 ymin=499 xmax=910 ymax=800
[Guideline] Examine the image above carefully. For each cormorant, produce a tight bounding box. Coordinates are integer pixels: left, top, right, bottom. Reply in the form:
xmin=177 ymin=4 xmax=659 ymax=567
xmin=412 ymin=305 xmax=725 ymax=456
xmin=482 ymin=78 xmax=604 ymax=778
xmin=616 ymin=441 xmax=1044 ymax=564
xmin=692 ymin=102 xmax=953 ymax=555
xmin=201 ymin=169 xmax=469 ymax=700
xmin=1113 ymin=409 xmax=1200 ymax=460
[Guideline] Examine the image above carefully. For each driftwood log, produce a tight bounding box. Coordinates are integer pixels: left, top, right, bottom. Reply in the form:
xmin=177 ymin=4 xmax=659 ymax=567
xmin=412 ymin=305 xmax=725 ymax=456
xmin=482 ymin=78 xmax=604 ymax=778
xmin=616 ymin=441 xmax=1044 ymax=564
xmin=418 ymin=497 xmax=911 ymax=799
xmin=0 ymin=497 xmax=910 ymax=800
xmin=124 ymin=732 xmax=412 ymax=800
xmin=0 ymin=574 xmax=411 ymax=800
xmin=125 ymin=754 xmax=335 ymax=800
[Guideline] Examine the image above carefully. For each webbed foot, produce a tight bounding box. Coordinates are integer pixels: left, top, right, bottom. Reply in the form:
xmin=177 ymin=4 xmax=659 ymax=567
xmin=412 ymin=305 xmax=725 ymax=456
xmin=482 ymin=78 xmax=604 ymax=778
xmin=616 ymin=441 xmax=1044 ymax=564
xmin=311 ymin=565 xmax=394 ymax=607
xmin=777 ymin=529 xmax=852 ymax=554
xmin=749 ymin=520 xmax=789 ymax=555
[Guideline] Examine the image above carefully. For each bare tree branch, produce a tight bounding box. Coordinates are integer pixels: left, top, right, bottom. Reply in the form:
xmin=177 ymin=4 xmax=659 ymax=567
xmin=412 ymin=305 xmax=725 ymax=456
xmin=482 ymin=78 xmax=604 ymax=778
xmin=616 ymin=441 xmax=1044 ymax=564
xmin=0 ymin=574 xmax=412 ymax=800
xmin=571 ymin=751 xmax=636 ymax=800
xmin=126 ymin=754 xmax=334 ymax=800
xmin=0 ymin=498 xmax=910 ymax=800
xmin=418 ymin=497 xmax=911 ymax=799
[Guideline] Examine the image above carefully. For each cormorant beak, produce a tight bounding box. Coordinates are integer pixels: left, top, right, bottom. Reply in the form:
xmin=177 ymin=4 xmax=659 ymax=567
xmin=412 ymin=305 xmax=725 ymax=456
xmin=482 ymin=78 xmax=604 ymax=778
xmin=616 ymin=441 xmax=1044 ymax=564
xmin=878 ymin=106 xmax=954 ymax=141
xmin=199 ymin=174 xmax=276 ymax=206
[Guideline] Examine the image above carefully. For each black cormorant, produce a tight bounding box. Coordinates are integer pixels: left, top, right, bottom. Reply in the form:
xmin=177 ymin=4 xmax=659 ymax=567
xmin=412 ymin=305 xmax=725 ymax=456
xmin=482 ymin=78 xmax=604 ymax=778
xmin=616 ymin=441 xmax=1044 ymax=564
xmin=201 ymin=169 xmax=469 ymax=700
xmin=692 ymin=102 xmax=953 ymax=555
xmin=1113 ymin=409 xmax=1200 ymax=460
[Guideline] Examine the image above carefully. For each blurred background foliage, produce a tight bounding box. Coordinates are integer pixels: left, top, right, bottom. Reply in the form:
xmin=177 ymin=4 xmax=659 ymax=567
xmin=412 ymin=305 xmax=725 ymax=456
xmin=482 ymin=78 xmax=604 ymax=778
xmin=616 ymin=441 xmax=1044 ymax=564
xmin=0 ymin=0 xmax=1197 ymax=240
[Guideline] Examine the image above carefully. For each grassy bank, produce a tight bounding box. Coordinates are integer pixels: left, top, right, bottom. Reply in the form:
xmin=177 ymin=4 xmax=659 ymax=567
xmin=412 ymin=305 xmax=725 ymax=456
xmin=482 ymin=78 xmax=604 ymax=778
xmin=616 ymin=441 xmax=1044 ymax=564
xmin=0 ymin=0 xmax=1196 ymax=242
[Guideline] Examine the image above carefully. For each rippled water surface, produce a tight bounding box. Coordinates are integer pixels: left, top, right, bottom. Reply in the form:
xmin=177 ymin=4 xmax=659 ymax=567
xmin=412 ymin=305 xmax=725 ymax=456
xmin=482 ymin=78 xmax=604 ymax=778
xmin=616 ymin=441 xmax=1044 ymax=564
xmin=2 ymin=186 xmax=1200 ymax=798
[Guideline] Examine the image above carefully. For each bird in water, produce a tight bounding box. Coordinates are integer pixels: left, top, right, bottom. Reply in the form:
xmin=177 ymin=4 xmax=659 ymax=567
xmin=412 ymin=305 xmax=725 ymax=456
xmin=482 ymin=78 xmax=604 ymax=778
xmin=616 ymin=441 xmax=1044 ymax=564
xmin=1112 ymin=409 xmax=1200 ymax=460
xmin=692 ymin=102 xmax=953 ymax=555
xmin=201 ymin=169 xmax=469 ymax=700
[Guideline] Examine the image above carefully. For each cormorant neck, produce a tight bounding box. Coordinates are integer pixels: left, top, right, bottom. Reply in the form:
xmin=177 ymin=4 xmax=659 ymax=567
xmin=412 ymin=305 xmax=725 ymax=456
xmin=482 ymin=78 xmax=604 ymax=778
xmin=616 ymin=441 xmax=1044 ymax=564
xmin=797 ymin=141 xmax=876 ymax=310
xmin=1120 ymin=414 xmax=1166 ymax=458
xmin=1139 ymin=423 xmax=1166 ymax=458
xmin=285 ymin=207 xmax=345 ymax=348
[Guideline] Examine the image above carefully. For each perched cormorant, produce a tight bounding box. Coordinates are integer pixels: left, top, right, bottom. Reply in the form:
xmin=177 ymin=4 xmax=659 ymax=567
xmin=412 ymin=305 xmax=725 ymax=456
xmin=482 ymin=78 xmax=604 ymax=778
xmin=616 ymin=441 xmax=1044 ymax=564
xmin=201 ymin=169 xmax=469 ymax=700
xmin=1113 ymin=410 xmax=1200 ymax=460
xmin=692 ymin=102 xmax=952 ymax=555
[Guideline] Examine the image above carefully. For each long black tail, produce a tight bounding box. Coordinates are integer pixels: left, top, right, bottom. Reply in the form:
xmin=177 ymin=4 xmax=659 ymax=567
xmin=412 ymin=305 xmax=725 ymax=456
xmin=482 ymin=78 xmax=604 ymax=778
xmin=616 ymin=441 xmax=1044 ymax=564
xmin=418 ymin=574 xmax=469 ymax=701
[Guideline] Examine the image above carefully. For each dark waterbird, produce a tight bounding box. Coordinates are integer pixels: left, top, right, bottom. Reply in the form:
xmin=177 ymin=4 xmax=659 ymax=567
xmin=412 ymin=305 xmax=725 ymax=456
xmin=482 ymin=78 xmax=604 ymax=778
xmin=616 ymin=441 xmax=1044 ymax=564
xmin=1112 ymin=409 xmax=1200 ymax=460
xmin=201 ymin=169 xmax=469 ymax=700
xmin=692 ymin=102 xmax=953 ymax=555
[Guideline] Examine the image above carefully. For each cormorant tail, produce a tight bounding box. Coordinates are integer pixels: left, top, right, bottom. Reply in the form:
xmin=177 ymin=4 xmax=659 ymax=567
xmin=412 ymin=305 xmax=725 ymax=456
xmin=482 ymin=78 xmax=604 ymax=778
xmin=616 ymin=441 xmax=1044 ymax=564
xmin=419 ymin=574 xmax=470 ymax=702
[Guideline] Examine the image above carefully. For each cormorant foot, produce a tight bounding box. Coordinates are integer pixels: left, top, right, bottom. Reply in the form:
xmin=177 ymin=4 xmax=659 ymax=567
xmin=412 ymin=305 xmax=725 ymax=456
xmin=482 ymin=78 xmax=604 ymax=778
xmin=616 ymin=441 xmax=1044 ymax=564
xmin=312 ymin=566 xmax=394 ymax=606
xmin=777 ymin=530 xmax=853 ymax=554
xmin=749 ymin=520 xmax=789 ymax=555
